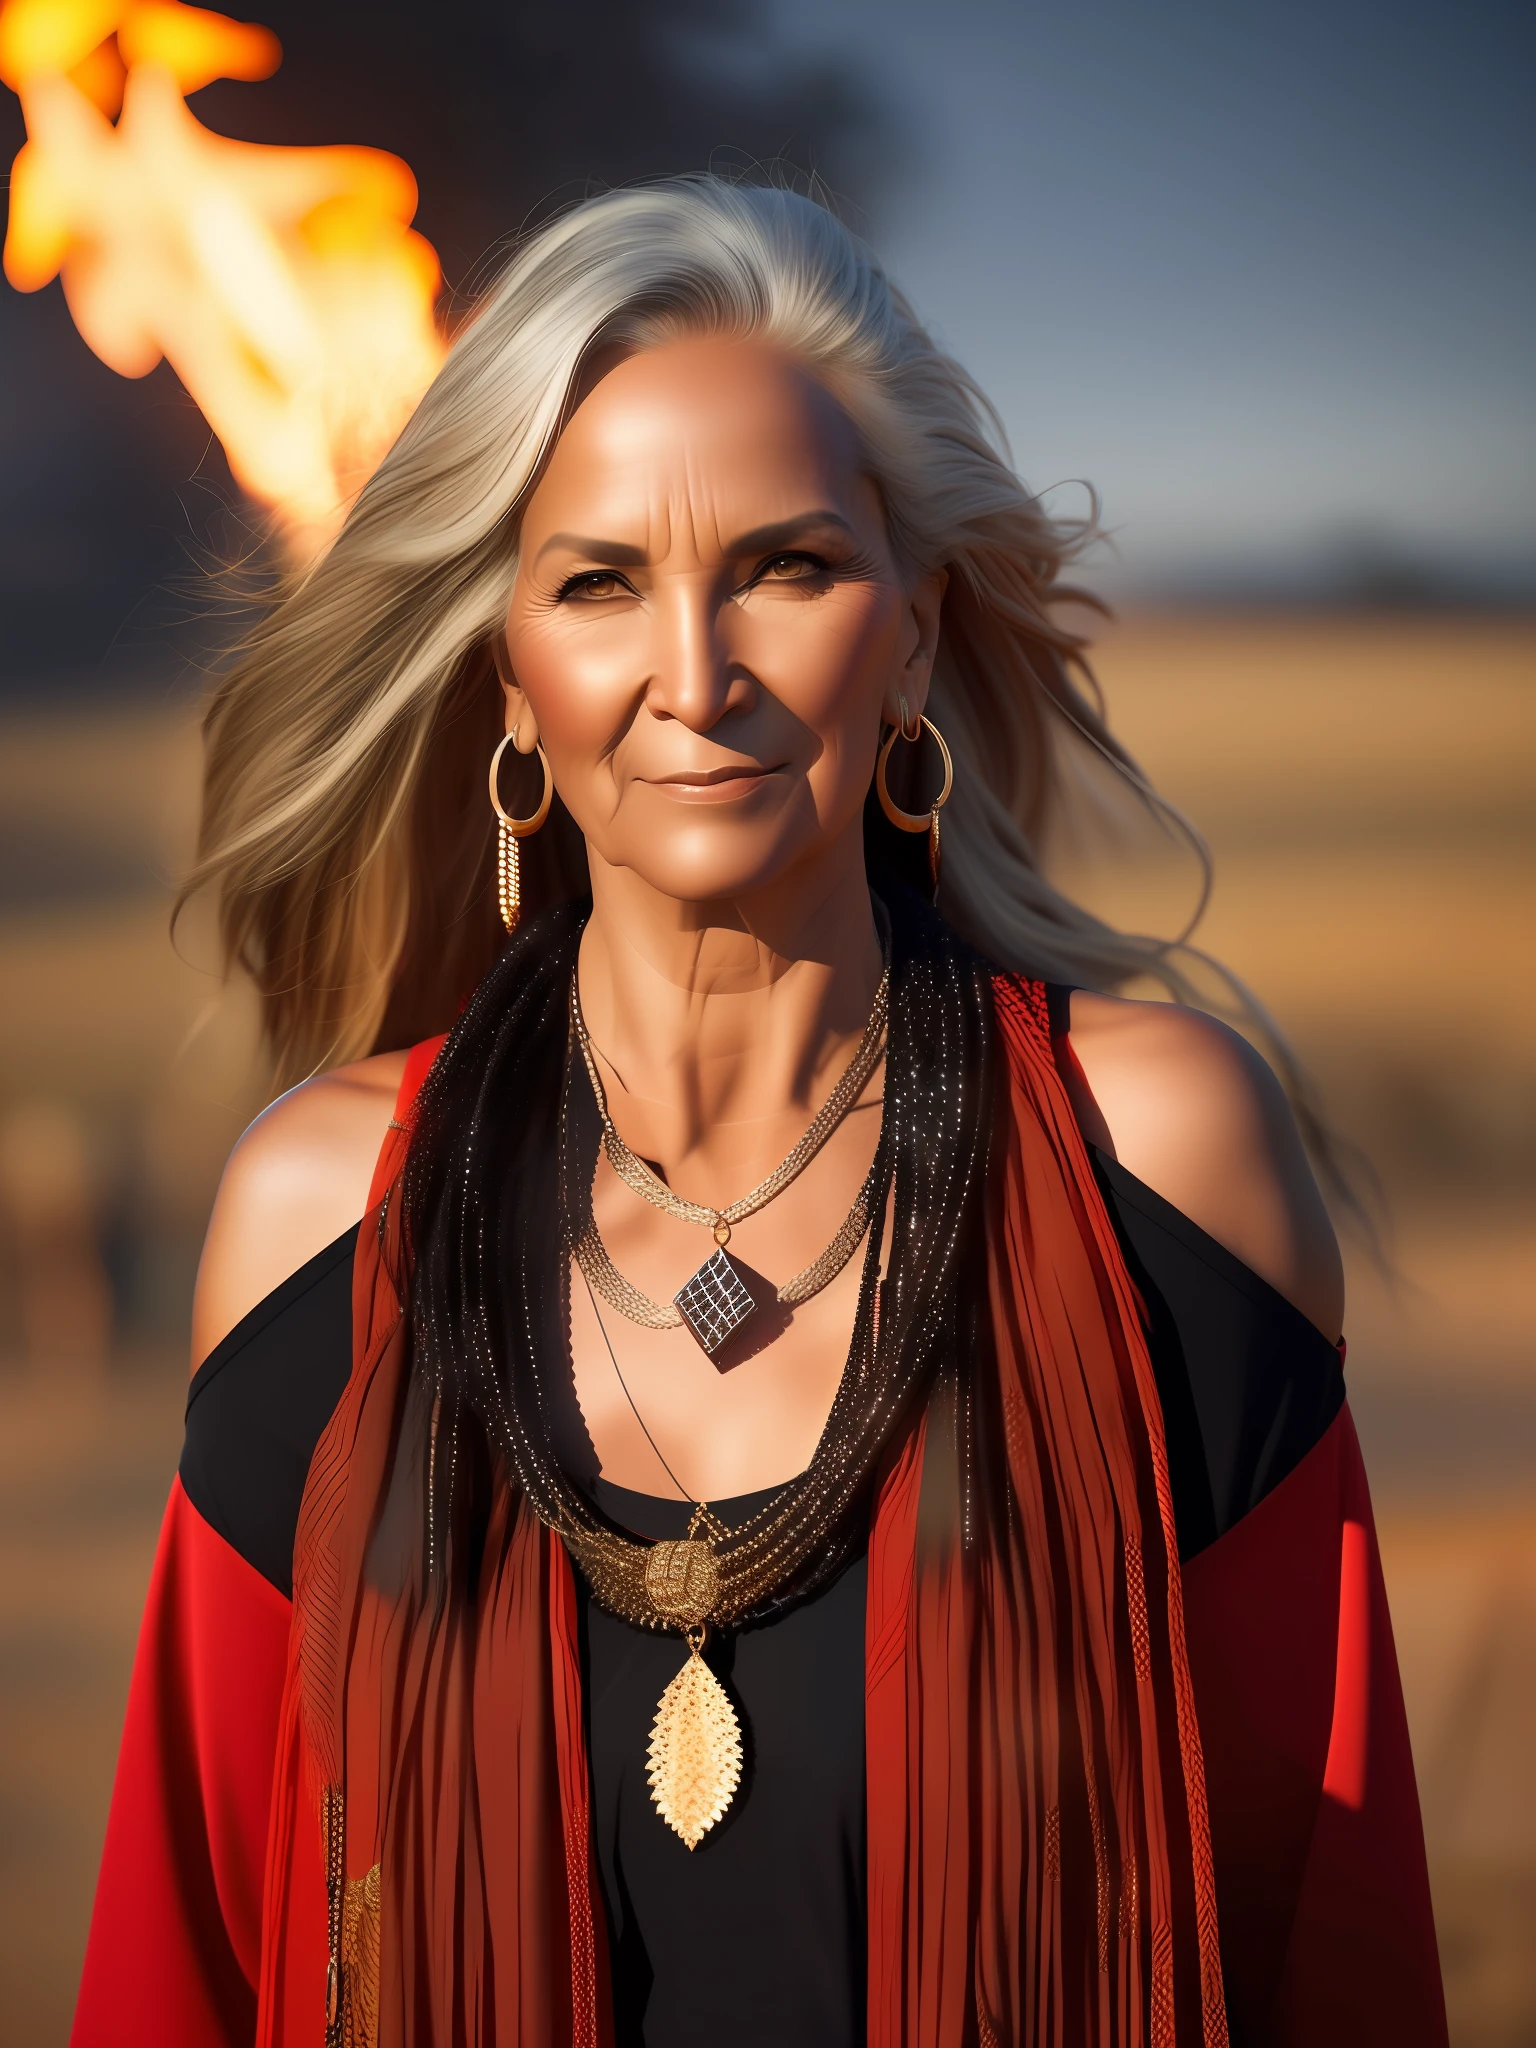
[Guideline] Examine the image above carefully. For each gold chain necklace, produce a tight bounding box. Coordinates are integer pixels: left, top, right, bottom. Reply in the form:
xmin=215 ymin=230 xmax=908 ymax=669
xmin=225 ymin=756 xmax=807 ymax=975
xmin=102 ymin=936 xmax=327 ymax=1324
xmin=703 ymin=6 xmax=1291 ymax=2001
xmin=551 ymin=949 xmax=896 ymax=1847
xmin=555 ymin=1063 xmax=892 ymax=1849
xmin=575 ymin=1263 xmax=745 ymax=1848
xmin=568 ymin=1161 xmax=881 ymax=1347
xmin=568 ymin=965 xmax=888 ymax=1355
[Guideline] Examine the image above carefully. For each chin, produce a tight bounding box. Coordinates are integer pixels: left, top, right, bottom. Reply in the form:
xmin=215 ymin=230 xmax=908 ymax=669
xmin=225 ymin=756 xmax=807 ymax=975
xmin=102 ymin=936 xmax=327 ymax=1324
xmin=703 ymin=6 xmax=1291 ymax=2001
xmin=614 ymin=824 xmax=820 ymax=906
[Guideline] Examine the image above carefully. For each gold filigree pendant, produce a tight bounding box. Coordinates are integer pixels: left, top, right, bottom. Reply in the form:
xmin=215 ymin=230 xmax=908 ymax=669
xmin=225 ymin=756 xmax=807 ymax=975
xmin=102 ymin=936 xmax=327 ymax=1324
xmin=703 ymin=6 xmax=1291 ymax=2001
xmin=643 ymin=1534 xmax=720 ymax=1626
xmin=646 ymin=1628 xmax=743 ymax=1850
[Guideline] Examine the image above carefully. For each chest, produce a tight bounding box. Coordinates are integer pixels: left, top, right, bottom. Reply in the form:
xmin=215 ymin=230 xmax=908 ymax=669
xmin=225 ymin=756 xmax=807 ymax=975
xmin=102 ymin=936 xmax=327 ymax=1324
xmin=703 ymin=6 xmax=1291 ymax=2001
xmin=563 ymin=1099 xmax=882 ymax=1497
xmin=565 ymin=1214 xmax=872 ymax=1500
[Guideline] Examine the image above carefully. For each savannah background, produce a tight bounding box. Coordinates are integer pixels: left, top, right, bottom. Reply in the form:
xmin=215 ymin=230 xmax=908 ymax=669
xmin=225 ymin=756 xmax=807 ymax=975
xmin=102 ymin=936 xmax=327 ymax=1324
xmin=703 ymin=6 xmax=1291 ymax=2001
xmin=0 ymin=0 xmax=1531 ymax=2041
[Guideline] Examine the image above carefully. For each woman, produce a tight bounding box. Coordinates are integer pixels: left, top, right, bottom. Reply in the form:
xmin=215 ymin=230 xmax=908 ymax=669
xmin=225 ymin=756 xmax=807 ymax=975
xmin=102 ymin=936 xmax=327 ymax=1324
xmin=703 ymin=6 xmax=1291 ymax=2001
xmin=74 ymin=178 xmax=1444 ymax=2048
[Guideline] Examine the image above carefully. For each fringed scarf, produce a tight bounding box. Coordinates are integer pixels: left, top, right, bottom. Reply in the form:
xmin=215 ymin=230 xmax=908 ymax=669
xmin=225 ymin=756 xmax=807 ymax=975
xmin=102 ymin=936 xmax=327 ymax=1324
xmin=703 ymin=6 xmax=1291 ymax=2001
xmin=270 ymin=898 xmax=1228 ymax=2047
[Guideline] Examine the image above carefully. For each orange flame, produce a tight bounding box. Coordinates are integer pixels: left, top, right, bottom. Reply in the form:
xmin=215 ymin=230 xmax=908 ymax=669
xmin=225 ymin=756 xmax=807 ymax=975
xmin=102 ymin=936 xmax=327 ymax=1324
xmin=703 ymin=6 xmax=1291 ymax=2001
xmin=1 ymin=0 xmax=446 ymax=555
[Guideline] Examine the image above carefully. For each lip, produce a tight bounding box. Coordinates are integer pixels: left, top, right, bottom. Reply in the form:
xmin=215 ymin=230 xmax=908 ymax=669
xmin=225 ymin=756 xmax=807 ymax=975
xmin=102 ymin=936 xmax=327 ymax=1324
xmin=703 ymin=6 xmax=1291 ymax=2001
xmin=643 ymin=764 xmax=784 ymax=803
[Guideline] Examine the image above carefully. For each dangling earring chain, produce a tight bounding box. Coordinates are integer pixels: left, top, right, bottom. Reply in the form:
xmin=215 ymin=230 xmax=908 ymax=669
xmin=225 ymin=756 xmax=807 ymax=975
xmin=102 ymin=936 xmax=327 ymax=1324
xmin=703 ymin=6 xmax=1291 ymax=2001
xmin=874 ymin=693 xmax=954 ymax=890
xmin=488 ymin=730 xmax=555 ymax=935
xmin=496 ymin=819 xmax=517 ymax=934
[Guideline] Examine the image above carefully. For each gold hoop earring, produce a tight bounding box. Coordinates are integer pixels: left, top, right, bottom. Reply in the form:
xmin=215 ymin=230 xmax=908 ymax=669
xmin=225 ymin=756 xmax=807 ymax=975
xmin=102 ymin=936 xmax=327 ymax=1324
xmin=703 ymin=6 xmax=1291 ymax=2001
xmin=489 ymin=731 xmax=554 ymax=934
xmin=875 ymin=704 xmax=953 ymax=891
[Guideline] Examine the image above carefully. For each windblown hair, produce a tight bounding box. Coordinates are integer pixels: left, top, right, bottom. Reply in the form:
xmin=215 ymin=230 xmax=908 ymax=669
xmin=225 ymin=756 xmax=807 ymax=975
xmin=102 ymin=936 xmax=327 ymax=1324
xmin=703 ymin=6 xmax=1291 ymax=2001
xmin=181 ymin=172 xmax=1344 ymax=1195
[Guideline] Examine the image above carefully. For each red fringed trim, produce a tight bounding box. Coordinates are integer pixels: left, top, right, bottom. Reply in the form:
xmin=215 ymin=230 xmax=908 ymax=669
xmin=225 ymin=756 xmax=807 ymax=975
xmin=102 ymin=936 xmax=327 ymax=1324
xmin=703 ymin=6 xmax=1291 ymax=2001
xmin=993 ymin=975 xmax=1231 ymax=2047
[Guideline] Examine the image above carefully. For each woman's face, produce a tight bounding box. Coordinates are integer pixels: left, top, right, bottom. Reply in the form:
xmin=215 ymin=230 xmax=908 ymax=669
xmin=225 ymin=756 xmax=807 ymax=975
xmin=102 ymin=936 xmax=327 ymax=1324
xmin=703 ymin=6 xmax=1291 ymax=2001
xmin=499 ymin=336 xmax=944 ymax=911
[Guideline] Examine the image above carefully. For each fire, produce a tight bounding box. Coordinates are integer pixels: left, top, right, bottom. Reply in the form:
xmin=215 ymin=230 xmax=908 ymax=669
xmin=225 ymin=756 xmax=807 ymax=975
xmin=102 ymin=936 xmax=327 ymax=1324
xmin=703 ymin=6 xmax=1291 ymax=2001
xmin=0 ymin=0 xmax=446 ymax=555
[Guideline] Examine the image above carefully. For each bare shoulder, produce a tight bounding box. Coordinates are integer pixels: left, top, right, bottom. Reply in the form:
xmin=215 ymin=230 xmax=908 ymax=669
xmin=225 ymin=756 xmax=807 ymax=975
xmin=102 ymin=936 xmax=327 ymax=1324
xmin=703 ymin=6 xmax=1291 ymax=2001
xmin=189 ymin=1048 xmax=410 ymax=1374
xmin=1063 ymin=990 xmax=1344 ymax=1342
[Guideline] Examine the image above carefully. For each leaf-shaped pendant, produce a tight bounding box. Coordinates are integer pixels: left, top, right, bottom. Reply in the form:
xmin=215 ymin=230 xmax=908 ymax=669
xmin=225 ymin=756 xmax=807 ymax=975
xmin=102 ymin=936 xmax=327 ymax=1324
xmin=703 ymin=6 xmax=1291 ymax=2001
xmin=646 ymin=1636 xmax=743 ymax=1850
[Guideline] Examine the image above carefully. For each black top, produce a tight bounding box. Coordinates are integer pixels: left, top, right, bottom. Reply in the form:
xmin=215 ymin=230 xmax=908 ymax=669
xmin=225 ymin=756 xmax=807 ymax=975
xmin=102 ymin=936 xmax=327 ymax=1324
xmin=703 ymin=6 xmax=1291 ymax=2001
xmin=580 ymin=1476 xmax=870 ymax=2048
xmin=181 ymin=1138 xmax=1343 ymax=2048
xmin=181 ymin=1222 xmax=357 ymax=1599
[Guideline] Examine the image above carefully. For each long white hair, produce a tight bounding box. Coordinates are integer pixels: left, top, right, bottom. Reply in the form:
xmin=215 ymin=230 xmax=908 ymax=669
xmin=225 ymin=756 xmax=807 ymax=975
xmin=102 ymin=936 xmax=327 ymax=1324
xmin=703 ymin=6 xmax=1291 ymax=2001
xmin=181 ymin=173 xmax=1354 ymax=1207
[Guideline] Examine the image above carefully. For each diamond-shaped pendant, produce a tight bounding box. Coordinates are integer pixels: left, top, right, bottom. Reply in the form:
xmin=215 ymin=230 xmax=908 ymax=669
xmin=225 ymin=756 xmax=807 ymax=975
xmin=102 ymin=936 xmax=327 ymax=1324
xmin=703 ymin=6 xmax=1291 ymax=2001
xmin=672 ymin=1247 xmax=756 ymax=1356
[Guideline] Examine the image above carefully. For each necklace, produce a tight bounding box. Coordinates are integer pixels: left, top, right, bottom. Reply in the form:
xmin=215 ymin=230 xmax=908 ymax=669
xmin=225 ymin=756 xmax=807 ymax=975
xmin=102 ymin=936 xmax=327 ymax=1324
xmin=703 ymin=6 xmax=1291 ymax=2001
xmin=568 ymin=1148 xmax=882 ymax=1354
xmin=553 ymin=1053 xmax=896 ymax=1848
xmin=534 ymin=915 xmax=991 ymax=1850
xmin=569 ymin=964 xmax=889 ymax=1355
xmin=576 ymin=1264 xmax=744 ymax=1849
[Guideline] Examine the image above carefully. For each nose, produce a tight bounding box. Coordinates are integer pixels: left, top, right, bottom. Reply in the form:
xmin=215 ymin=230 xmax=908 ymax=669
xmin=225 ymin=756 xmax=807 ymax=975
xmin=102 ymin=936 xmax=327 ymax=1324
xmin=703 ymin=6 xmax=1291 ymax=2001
xmin=644 ymin=576 xmax=753 ymax=734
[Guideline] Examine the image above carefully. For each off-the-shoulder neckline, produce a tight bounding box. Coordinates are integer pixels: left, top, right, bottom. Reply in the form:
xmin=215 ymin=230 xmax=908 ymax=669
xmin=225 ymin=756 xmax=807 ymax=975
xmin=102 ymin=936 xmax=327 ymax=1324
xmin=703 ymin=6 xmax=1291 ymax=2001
xmin=186 ymin=1220 xmax=361 ymax=1413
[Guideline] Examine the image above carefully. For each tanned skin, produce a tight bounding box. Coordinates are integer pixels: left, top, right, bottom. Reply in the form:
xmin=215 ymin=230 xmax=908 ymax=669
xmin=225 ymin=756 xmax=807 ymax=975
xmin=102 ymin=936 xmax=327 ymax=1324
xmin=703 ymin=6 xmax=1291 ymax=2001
xmin=193 ymin=337 xmax=1343 ymax=1503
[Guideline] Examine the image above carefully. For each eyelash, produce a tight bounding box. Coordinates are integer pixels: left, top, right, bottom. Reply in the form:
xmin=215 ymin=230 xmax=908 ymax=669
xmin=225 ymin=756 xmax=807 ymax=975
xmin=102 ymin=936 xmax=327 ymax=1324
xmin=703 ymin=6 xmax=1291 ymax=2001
xmin=554 ymin=570 xmax=630 ymax=601
xmin=758 ymin=551 xmax=831 ymax=581
xmin=552 ymin=551 xmax=834 ymax=603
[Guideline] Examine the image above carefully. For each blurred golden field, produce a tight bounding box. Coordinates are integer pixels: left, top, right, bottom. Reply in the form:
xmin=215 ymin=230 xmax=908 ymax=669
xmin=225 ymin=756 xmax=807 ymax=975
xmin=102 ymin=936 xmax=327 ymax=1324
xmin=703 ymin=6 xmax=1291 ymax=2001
xmin=0 ymin=611 xmax=1532 ymax=2043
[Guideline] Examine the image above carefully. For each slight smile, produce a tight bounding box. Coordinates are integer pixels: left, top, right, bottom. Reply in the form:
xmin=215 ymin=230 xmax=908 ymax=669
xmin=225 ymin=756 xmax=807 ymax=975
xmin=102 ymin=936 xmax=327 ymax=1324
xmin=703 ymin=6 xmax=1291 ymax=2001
xmin=643 ymin=765 xmax=786 ymax=804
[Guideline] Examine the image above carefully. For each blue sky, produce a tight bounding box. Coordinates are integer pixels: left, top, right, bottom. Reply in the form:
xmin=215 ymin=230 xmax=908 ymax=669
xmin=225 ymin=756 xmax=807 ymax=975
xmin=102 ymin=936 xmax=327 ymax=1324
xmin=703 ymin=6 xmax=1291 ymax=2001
xmin=774 ymin=0 xmax=1535 ymax=594
xmin=1 ymin=0 xmax=1529 ymax=698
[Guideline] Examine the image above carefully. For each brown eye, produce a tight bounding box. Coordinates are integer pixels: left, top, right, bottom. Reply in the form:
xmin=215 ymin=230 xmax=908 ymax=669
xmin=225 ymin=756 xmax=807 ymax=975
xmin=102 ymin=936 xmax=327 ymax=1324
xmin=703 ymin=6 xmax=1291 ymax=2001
xmin=560 ymin=571 xmax=630 ymax=601
xmin=759 ymin=552 xmax=825 ymax=581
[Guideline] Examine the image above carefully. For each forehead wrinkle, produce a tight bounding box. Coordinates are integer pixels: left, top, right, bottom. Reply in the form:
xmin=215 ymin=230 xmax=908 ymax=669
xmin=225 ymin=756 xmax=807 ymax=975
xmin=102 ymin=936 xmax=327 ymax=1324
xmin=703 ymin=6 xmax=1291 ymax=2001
xmin=631 ymin=440 xmax=733 ymax=573
xmin=666 ymin=428 xmax=861 ymax=570
xmin=541 ymin=344 xmax=869 ymax=569
xmin=677 ymin=435 xmax=731 ymax=567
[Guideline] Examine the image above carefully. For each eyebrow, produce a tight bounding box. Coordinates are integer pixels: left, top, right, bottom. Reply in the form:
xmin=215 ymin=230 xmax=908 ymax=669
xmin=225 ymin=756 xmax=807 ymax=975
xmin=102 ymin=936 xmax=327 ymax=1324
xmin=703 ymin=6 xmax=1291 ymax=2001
xmin=533 ymin=510 xmax=855 ymax=568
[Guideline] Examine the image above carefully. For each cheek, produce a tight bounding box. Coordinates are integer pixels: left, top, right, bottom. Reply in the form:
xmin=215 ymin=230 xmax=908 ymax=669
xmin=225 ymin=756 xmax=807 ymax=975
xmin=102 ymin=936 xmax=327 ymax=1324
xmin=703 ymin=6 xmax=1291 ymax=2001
xmin=735 ymin=584 xmax=904 ymax=725
xmin=502 ymin=597 xmax=633 ymax=758
xmin=751 ymin=587 xmax=904 ymax=821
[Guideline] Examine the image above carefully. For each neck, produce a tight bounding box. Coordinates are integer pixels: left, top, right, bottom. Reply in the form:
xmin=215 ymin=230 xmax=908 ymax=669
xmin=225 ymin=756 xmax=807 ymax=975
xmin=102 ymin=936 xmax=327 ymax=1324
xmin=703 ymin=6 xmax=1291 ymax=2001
xmin=575 ymin=827 xmax=884 ymax=1161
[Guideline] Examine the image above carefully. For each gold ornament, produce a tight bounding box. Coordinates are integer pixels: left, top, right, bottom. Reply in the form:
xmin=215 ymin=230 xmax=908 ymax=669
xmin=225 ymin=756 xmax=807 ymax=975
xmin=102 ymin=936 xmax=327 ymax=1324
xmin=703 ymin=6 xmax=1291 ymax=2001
xmin=488 ymin=730 xmax=554 ymax=935
xmin=556 ymin=1338 xmax=752 ymax=1843
xmin=321 ymin=1787 xmax=381 ymax=2048
xmin=646 ymin=1629 xmax=744 ymax=1850
xmin=644 ymin=1536 xmax=721 ymax=1627
xmin=874 ymin=695 xmax=953 ymax=889
xmin=339 ymin=1864 xmax=381 ymax=2048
